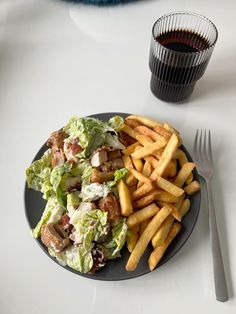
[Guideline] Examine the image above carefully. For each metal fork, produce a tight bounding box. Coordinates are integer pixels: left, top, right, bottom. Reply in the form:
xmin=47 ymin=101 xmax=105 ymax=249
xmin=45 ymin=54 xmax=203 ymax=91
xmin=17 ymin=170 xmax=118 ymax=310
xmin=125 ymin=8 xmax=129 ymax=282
xmin=193 ymin=130 xmax=228 ymax=302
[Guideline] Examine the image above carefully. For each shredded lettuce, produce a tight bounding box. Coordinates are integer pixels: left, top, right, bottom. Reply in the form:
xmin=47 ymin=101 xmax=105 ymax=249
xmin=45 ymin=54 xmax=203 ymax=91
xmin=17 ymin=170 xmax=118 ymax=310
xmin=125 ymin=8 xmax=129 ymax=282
xmin=67 ymin=191 xmax=81 ymax=213
xmin=107 ymin=168 xmax=128 ymax=188
xmin=66 ymin=245 xmax=93 ymax=273
xmin=104 ymin=133 xmax=125 ymax=150
xmin=48 ymin=247 xmax=67 ymax=266
xmin=32 ymin=196 xmax=64 ymax=238
xmin=26 ymin=149 xmax=52 ymax=199
xmin=108 ymin=116 xmax=124 ymax=132
xmin=98 ymin=219 xmax=127 ymax=259
xmin=65 ymin=209 xmax=109 ymax=273
xmin=63 ymin=117 xmax=116 ymax=158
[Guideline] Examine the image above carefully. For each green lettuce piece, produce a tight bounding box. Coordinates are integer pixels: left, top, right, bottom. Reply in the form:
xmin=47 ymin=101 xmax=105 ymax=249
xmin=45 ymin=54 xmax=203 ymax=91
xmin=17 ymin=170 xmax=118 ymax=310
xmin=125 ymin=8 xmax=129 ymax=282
xmin=26 ymin=149 xmax=52 ymax=199
xmin=50 ymin=162 xmax=72 ymax=192
xmin=63 ymin=117 xmax=115 ymax=158
xmin=65 ymin=209 xmax=109 ymax=273
xmin=107 ymin=168 xmax=128 ymax=188
xmin=108 ymin=116 xmax=124 ymax=132
xmin=67 ymin=191 xmax=81 ymax=212
xmin=48 ymin=248 xmax=67 ymax=266
xmin=74 ymin=209 xmax=109 ymax=243
xmin=70 ymin=159 xmax=91 ymax=177
xmin=98 ymin=219 xmax=128 ymax=259
xmin=32 ymin=196 xmax=64 ymax=238
xmin=104 ymin=133 xmax=125 ymax=150
xmin=66 ymin=245 xmax=93 ymax=273
xmin=81 ymin=165 xmax=93 ymax=185
xmin=80 ymin=183 xmax=111 ymax=201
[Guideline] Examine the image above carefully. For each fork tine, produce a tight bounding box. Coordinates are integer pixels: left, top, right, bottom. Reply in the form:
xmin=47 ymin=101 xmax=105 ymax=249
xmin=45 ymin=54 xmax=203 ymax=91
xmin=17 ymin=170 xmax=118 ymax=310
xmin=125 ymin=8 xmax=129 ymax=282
xmin=193 ymin=129 xmax=199 ymax=159
xmin=203 ymin=130 xmax=207 ymax=160
xmin=208 ymin=130 xmax=213 ymax=161
xmin=199 ymin=129 xmax=203 ymax=160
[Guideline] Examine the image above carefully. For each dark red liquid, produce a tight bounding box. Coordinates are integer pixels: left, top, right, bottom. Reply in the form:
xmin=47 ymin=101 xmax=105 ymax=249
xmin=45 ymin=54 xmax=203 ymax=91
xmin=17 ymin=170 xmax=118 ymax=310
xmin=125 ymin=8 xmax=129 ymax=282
xmin=149 ymin=30 xmax=211 ymax=102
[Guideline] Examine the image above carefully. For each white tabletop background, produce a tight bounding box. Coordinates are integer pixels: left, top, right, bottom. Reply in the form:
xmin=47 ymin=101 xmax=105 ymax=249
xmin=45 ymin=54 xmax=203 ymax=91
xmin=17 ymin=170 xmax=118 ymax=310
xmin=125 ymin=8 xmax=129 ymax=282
xmin=1 ymin=0 xmax=236 ymax=313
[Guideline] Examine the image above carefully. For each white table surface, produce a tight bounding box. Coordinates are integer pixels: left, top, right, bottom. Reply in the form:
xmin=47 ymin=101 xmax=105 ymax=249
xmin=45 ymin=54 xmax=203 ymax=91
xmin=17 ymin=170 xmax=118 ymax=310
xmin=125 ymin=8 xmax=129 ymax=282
xmin=1 ymin=0 xmax=236 ymax=313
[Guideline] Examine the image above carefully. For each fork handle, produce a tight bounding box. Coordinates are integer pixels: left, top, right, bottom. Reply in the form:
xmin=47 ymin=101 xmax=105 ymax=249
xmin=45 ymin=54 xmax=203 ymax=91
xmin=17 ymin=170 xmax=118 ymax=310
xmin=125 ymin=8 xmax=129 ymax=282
xmin=206 ymin=179 xmax=229 ymax=302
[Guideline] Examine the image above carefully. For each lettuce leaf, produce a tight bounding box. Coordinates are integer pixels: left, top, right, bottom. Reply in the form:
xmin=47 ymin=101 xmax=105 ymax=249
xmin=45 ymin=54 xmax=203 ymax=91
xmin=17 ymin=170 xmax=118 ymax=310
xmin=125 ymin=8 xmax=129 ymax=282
xmin=26 ymin=149 xmax=52 ymax=199
xmin=48 ymin=247 xmax=67 ymax=266
xmin=108 ymin=116 xmax=124 ymax=132
xmin=32 ymin=196 xmax=64 ymax=238
xmin=66 ymin=245 xmax=93 ymax=273
xmin=104 ymin=133 xmax=125 ymax=150
xmin=63 ymin=117 xmax=116 ymax=158
xmin=107 ymin=168 xmax=128 ymax=188
xmin=98 ymin=219 xmax=127 ymax=259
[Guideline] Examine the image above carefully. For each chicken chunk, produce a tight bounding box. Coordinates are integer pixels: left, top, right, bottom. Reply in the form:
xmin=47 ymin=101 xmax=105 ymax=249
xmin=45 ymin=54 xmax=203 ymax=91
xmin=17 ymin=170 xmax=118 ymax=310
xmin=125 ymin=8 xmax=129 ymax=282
xmin=98 ymin=194 xmax=121 ymax=222
xmin=41 ymin=223 xmax=70 ymax=252
xmin=91 ymin=150 xmax=108 ymax=167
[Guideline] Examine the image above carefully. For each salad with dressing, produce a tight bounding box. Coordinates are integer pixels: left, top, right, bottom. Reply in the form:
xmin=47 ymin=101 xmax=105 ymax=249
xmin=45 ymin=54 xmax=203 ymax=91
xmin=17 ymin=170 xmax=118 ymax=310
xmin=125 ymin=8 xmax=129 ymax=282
xmin=26 ymin=115 xmax=129 ymax=273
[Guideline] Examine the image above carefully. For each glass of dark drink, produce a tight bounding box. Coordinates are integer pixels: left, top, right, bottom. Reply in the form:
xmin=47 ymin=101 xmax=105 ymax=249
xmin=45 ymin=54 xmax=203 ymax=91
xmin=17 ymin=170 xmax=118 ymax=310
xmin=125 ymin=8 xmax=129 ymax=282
xmin=149 ymin=12 xmax=218 ymax=103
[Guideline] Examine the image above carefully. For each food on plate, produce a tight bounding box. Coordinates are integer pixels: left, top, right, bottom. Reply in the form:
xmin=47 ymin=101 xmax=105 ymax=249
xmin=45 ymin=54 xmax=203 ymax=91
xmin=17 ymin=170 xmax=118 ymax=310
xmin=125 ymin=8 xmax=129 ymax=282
xmin=26 ymin=116 xmax=129 ymax=274
xmin=26 ymin=114 xmax=200 ymax=274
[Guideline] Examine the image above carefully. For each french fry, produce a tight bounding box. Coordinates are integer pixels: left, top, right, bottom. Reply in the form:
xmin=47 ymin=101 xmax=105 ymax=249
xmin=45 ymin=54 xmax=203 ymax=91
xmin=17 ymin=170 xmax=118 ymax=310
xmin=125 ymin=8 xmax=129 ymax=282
xmin=175 ymin=193 xmax=186 ymax=209
xmin=148 ymin=222 xmax=181 ymax=270
xmin=185 ymin=181 xmax=201 ymax=195
xmin=133 ymin=190 xmax=158 ymax=209
xmin=126 ymin=115 xmax=163 ymax=129
xmin=125 ymin=118 xmax=142 ymax=129
xmin=131 ymin=182 xmax=154 ymax=201
xmin=137 ymin=161 xmax=152 ymax=188
xmin=152 ymin=215 xmax=175 ymax=247
xmin=134 ymin=125 xmax=167 ymax=144
xmin=174 ymin=162 xmax=196 ymax=187
xmin=154 ymin=190 xmax=178 ymax=203
xmin=121 ymin=124 xmax=153 ymax=146
xmin=145 ymin=155 xmax=177 ymax=178
xmin=150 ymin=133 xmax=179 ymax=179
xmin=175 ymin=149 xmax=193 ymax=183
xmin=122 ymin=142 xmax=140 ymax=155
xmin=128 ymin=184 xmax=137 ymax=194
xmin=179 ymin=199 xmax=191 ymax=219
xmin=126 ymin=203 xmax=159 ymax=228
xmin=127 ymin=224 xmax=140 ymax=253
xmin=117 ymin=179 xmax=133 ymax=217
xmin=155 ymin=176 xmax=185 ymax=197
xmin=163 ymin=203 xmax=182 ymax=221
xmin=140 ymin=219 xmax=151 ymax=234
xmin=163 ymin=159 xmax=177 ymax=178
xmin=131 ymin=141 xmax=166 ymax=159
xmin=153 ymin=125 xmax=172 ymax=141
xmin=176 ymin=149 xmax=188 ymax=167
xmin=131 ymin=146 xmax=143 ymax=173
xmin=126 ymin=205 xmax=172 ymax=271
xmin=163 ymin=123 xmax=182 ymax=146
xmin=128 ymin=167 xmax=151 ymax=184
xmin=122 ymin=155 xmax=137 ymax=186
xmin=144 ymin=156 xmax=158 ymax=168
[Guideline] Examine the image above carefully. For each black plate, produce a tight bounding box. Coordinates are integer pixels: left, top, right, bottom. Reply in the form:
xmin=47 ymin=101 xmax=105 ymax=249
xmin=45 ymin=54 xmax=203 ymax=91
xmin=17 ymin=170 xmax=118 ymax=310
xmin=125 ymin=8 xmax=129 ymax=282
xmin=24 ymin=112 xmax=201 ymax=281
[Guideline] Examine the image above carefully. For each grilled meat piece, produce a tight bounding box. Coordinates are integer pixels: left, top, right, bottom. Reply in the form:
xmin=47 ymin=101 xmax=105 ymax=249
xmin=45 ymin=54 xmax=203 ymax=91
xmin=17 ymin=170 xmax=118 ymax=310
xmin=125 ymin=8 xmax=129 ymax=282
xmin=90 ymin=168 xmax=114 ymax=184
xmin=91 ymin=149 xmax=108 ymax=167
xmin=98 ymin=194 xmax=121 ymax=222
xmin=90 ymin=247 xmax=107 ymax=273
xmin=63 ymin=138 xmax=83 ymax=163
xmin=47 ymin=130 xmax=68 ymax=150
xmin=107 ymin=149 xmax=122 ymax=161
xmin=41 ymin=223 xmax=70 ymax=252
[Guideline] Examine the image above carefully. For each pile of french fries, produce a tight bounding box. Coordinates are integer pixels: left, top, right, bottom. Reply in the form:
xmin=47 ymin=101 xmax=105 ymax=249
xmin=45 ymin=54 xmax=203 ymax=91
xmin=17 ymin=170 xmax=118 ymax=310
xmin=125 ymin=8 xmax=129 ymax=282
xmin=117 ymin=115 xmax=201 ymax=272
